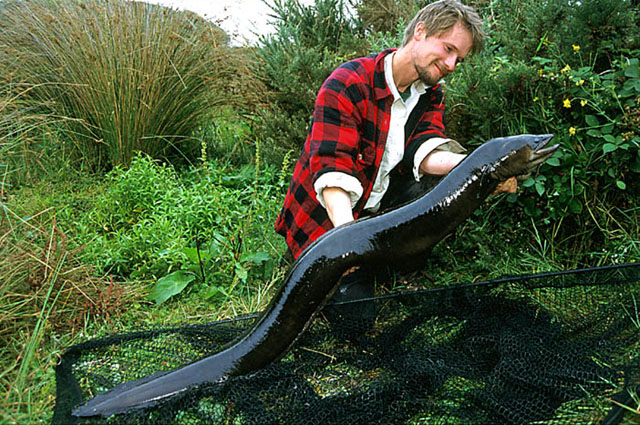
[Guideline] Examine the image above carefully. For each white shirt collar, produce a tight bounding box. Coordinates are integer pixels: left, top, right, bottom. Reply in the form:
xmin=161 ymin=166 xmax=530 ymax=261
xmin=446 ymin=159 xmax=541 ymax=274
xmin=384 ymin=52 xmax=428 ymax=102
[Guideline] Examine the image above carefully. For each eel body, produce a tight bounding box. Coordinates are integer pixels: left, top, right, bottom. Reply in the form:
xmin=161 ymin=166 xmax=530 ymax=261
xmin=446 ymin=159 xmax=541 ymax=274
xmin=73 ymin=134 xmax=558 ymax=417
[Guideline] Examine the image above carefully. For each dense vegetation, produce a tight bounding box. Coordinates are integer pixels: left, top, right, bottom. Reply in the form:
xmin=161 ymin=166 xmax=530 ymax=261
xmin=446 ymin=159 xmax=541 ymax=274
xmin=0 ymin=0 xmax=637 ymax=422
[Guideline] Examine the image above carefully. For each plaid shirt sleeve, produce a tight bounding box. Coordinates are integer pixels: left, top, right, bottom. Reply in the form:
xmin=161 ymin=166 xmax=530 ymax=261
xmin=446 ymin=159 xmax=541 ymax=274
xmin=307 ymin=68 xmax=364 ymax=183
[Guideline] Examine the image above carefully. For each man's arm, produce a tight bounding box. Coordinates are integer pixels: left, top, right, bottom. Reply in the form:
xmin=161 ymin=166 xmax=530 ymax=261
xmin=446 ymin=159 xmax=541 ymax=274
xmin=324 ymin=150 xmax=466 ymax=228
xmin=419 ymin=150 xmax=466 ymax=175
xmin=420 ymin=150 xmax=517 ymax=194
xmin=322 ymin=186 xmax=355 ymax=227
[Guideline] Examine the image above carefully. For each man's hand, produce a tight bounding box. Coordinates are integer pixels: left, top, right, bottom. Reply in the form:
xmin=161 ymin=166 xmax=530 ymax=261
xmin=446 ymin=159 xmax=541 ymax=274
xmin=492 ymin=176 xmax=518 ymax=195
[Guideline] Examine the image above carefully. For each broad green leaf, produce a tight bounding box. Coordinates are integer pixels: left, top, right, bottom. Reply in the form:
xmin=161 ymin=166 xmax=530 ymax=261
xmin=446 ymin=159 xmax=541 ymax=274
xmin=586 ymin=129 xmax=601 ymax=138
xmin=181 ymin=247 xmax=201 ymax=264
xmin=535 ymin=181 xmax=545 ymax=196
xmin=568 ymin=198 xmax=583 ymax=214
xmin=240 ymin=251 xmax=271 ymax=265
xmin=522 ymin=177 xmax=535 ymax=188
xmin=603 ymin=143 xmax=618 ymax=154
xmin=235 ymin=263 xmax=248 ymax=283
xmin=624 ymin=62 xmax=639 ymax=79
xmin=603 ymin=134 xmax=617 ymax=144
xmin=585 ymin=115 xmax=599 ymax=127
xmin=182 ymin=245 xmax=215 ymax=264
xmin=546 ymin=157 xmax=560 ymax=166
xmin=616 ymin=181 xmax=627 ymax=190
xmin=185 ymin=263 xmax=202 ymax=274
xmin=601 ymin=124 xmax=614 ymax=134
xmin=148 ymin=270 xmax=196 ymax=305
xmin=622 ymin=79 xmax=640 ymax=95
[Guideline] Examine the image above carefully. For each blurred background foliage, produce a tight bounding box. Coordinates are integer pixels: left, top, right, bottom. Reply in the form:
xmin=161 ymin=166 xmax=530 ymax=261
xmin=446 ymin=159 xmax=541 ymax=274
xmin=0 ymin=0 xmax=638 ymax=421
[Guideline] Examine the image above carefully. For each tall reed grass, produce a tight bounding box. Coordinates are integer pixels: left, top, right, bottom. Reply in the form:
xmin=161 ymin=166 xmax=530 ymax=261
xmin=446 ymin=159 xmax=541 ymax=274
xmin=0 ymin=0 xmax=263 ymax=168
xmin=0 ymin=208 xmax=138 ymax=422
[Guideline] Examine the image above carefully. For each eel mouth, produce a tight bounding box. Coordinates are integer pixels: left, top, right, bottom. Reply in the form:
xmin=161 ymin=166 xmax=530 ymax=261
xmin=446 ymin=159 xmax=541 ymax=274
xmin=533 ymin=134 xmax=559 ymax=155
xmin=493 ymin=134 xmax=559 ymax=182
xmin=529 ymin=134 xmax=559 ymax=168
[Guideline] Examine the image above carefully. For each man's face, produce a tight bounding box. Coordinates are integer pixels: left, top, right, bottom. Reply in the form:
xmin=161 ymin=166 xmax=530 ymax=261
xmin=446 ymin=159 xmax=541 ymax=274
xmin=411 ymin=20 xmax=473 ymax=86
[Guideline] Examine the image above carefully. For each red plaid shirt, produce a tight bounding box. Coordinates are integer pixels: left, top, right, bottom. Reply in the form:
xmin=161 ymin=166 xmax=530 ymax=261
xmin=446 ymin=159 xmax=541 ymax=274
xmin=275 ymin=49 xmax=447 ymax=259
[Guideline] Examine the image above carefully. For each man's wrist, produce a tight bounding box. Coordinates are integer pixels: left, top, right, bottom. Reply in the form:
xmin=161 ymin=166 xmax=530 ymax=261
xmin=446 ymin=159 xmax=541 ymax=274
xmin=322 ymin=186 xmax=355 ymax=227
xmin=314 ymin=172 xmax=363 ymax=209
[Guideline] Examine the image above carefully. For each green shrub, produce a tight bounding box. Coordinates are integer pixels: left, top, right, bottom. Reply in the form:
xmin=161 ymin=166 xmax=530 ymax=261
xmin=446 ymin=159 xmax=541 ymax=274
xmin=487 ymin=0 xmax=638 ymax=67
xmin=355 ymin=0 xmax=418 ymax=35
xmin=523 ymin=52 xmax=640 ymax=212
xmin=88 ymin=154 xmax=180 ymax=233
xmin=80 ymin=154 xmax=183 ymax=276
xmin=443 ymin=0 xmax=639 ymax=265
xmin=79 ymin=152 xmax=287 ymax=302
xmin=255 ymin=0 xmax=370 ymax=156
xmin=0 ymin=0 xmax=265 ymax=169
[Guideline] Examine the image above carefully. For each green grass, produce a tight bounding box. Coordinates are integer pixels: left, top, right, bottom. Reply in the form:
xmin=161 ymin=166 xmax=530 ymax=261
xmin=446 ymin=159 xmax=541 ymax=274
xmin=0 ymin=139 xmax=292 ymax=422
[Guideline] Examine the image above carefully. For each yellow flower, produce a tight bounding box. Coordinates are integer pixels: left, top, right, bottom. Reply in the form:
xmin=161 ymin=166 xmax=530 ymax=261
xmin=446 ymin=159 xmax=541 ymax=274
xmin=538 ymin=69 xmax=543 ymax=77
xmin=572 ymin=44 xmax=580 ymax=52
xmin=533 ymin=97 xmax=539 ymax=102
xmin=580 ymin=100 xmax=588 ymax=107
xmin=569 ymin=127 xmax=576 ymax=136
xmin=575 ymin=79 xmax=585 ymax=86
xmin=561 ymin=64 xmax=571 ymax=73
xmin=563 ymin=99 xmax=572 ymax=108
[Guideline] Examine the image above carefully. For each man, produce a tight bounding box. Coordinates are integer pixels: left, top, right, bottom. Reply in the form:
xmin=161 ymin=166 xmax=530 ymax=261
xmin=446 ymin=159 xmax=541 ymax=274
xmin=275 ymin=0 xmax=515 ymax=315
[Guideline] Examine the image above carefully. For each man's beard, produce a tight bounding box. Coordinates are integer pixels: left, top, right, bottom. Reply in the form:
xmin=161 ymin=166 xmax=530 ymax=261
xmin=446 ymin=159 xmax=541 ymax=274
xmin=416 ymin=62 xmax=446 ymax=86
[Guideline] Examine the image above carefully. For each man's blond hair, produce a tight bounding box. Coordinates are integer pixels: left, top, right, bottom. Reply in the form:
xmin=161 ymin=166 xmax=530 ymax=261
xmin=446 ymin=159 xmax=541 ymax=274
xmin=402 ymin=0 xmax=486 ymax=54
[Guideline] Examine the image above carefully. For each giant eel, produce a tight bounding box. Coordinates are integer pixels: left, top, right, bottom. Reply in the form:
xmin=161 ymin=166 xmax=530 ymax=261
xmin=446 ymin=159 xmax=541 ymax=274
xmin=73 ymin=134 xmax=558 ymax=417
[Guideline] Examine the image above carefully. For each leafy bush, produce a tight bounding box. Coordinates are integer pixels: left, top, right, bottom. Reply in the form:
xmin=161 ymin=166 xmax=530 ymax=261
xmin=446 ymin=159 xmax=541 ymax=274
xmin=522 ymin=52 xmax=640 ymax=213
xmin=354 ymin=0 xmax=418 ymax=35
xmin=254 ymin=0 xmax=370 ymax=156
xmin=0 ymin=0 xmax=265 ymax=169
xmin=88 ymin=155 xmax=180 ymax=233
xmin=79 ymin=150 xmax=288 ymax=303
xmin=487 ymin=0 xmax=637 ymax=66
xmin=443 ymin=0 xmax=639 ymax=264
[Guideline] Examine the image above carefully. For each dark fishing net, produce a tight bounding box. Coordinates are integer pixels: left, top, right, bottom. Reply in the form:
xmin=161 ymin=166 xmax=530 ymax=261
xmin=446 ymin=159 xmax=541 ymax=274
xmin=53 ymin=263 xmax=640 ymax=425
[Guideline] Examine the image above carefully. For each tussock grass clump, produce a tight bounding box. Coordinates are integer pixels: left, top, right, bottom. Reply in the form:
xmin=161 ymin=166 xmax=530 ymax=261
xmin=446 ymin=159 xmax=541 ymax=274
xmin=0 ymin=0 xmax=263 ymax=169
xmin=0 ymin=208 xmax=139 ymax=423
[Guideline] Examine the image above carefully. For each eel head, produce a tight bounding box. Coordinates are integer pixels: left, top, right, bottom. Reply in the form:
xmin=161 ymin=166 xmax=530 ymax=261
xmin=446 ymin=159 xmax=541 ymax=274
xmin=483 ymin=134 xmax=559 ymax=182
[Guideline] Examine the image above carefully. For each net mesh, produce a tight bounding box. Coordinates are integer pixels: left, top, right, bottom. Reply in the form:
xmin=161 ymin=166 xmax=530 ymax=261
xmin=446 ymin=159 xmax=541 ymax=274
xmin=53 ymin=264 xmax=640 ymax=424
